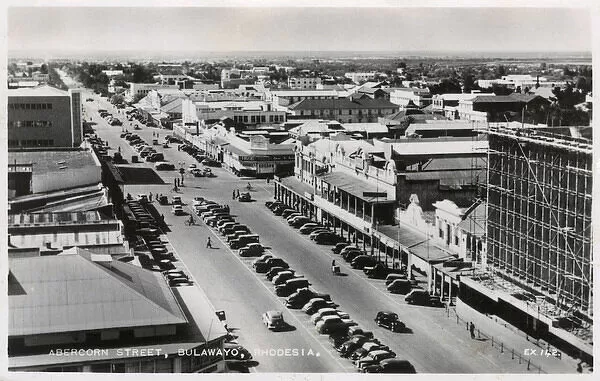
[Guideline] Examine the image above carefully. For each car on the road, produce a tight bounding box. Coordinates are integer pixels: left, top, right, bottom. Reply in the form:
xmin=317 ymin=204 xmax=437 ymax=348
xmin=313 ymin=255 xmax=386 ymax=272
xmin=171 ymin=195 xmax=182 ymax=205
xmin=238 ymin=192 xmax=251 ymax=202
xmin=351 ymin=255 xmax=378 ymax=270
xmin=86 ymin=98 xmax=94 ymax=102
xmin=217 ymin=221 xmax=237 ymax=232
xmin=273 ymin=206 xmax=294 ymax=216
xmin=230 ymin=234 xmax=260 ymax=250
xmin=190 ymin=168 xmax=205 ymax=177
xmin=275 ymin=278 xmax=310 ymax=297
xmin=374 ymin=311 xmax=405 ymax=332
xmin=147 ymin=152 xmax=164 ymax=162
xmin=164 ymin=269 xmax=187 ymax=278
xmin=298 ymin=223 xmax=323 ymax=234
xmin=340 ymin=245 xmax=365 ymax=257
xmin=171 ymin=205 xmax=184 ymax=215
xmin=355 ymin=350 xmax=396 ymax=371
xmin=262 ymin=310 xmax=286 ymax=331
xmin=239 ymin=243 xmax=264 ymax=257
xmin=155 ymin=162 xmax=175 ymax=170
xmin=361 ymin=358 xmax=416 ymax=374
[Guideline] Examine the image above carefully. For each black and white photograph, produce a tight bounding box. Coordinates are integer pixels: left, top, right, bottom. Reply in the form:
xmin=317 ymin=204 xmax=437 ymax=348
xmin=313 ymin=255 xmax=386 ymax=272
xmin=3 ymin=0 xmax=597 ymax=378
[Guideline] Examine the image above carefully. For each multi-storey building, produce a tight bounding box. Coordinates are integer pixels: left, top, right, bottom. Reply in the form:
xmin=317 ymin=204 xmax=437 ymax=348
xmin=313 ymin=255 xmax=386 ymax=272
xmin=460 ymin=125 xmax=593 ymax=363
xmin=8 ymin=85 xmax=83 ymax=148
xmin=286 ymin=97 xmax=399 ymax=123
xmin=126 ymin=83 xmax=179 ymax=102
xmin=389 ymin=88 xmax=432 ymax=108
xmin=287 ymin=77 xmax=322 ymax=89
xmin=344 ymin=72 xmax=377 ymax=84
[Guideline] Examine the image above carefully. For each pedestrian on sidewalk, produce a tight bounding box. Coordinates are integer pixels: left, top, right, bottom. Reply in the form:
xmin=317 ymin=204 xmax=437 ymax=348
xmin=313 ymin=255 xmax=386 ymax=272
xmin=236 ymin=189 xmax=240 ymax=198
xmin=469 ymin=322 xmax=475 ymax=339
xmin=149 ymin=192 xmax=153 ymax=202
xmin=206 ymin=237 xmax=212 ymax=249
xmin=232 ymin=190 xmax=236 ymax=200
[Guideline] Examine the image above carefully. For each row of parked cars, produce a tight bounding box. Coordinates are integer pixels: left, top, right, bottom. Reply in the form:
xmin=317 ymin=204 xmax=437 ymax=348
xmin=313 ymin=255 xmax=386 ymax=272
xmin=125 ymin=199 xmax=192 ymax=287
xmin=121 ymin=132 xmax=166 ymax=162
xmin=253 ymin=253 xmax=415 ymax=372
xmin=266 ymin=201 xmax=344 ymax=245
xmin=98 ymin=108 xmax=122 ymax=126
xmin=178 ymin=143 xmax=221 ymax=168
xmin=191 ymin=197 xmax=262 ymax=252
xmin=267 ymin=200 xmax=444 ymax=307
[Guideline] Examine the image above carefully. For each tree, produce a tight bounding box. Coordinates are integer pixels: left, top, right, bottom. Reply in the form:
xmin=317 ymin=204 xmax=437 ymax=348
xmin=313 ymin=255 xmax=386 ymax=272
xmin=40 ymin=64 xmax=48 ymax=74
xmin=491 ymin=84 xmax=513 ymax=96
xmin=132 ymin=93 xmax=145 ymax=104
xmin=461 ymin=68 xmax=477 ymax=93
xmin=111 ymin=94 xmax=125 ymax=105
xmin=428 ymin=78 xmax=462 ymax=95
xmin=497 ymin=65 xmax=507 ymax=77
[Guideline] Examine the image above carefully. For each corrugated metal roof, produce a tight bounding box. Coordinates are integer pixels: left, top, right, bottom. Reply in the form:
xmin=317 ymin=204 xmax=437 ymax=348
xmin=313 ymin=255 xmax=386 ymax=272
xmin=317 ymin=172 xmax=389 ymax=202
xmin=9 ymin=251 xmax=187 ymax=336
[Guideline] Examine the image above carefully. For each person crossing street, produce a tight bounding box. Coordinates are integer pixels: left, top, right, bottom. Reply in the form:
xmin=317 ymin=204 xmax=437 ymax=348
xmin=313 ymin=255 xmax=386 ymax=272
xmin=206 ymin=237 xmax=212 ymax=249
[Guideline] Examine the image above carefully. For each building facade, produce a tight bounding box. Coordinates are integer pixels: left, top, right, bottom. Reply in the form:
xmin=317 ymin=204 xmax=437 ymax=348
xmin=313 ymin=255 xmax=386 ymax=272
xmin=287 ymin=77 xmax=322 ymax=89
xmin=486 ymin=126 xmax=593 ymax=320
xmin=8 ymin=86 xmax=83 ymax=148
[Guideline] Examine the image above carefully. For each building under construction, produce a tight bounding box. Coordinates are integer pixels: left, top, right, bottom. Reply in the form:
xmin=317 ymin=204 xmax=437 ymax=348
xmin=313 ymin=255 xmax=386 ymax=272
xmin=462 ymin=124 xmax=593 ymax=361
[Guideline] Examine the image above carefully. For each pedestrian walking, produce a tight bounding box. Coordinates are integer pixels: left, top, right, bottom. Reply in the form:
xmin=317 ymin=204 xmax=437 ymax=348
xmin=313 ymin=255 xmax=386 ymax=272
xmin=469 ymin=322 xmax=475 ymax=339
xmin=232 ymin=190 xmax=236 ymax=200
xmin=206 ymin=237 xmax=212 ymax=249
xmin=149 ymin=192 xmax=153 ymax=202
xmin=236 ymin=189 xmax=240 ymax=198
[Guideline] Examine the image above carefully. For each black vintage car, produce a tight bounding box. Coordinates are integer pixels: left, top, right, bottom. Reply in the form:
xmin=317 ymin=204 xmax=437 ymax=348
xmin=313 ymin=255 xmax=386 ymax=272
xmin=374 ymin=311 xmax=405 ymax=332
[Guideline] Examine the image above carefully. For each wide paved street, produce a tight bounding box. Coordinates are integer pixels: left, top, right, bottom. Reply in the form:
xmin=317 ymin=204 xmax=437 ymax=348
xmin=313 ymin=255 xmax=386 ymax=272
xmin=83 ymin=91 xmax=575 ymax=374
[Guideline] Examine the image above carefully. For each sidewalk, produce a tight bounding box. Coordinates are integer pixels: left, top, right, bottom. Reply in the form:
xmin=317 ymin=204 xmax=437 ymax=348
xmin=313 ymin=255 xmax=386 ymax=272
xmin=451 ymin=299 xmax=589 ymax=374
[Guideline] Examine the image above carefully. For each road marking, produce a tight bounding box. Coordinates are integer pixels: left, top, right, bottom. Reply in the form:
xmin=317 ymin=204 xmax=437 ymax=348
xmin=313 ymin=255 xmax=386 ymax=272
xmin=184 ymin=204 xmax=353 ymax=373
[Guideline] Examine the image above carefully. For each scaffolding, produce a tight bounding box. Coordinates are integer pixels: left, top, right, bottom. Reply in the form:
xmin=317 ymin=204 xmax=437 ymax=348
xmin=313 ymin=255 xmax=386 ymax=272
xmin=484 ymin=125 xmax=593 ymax=325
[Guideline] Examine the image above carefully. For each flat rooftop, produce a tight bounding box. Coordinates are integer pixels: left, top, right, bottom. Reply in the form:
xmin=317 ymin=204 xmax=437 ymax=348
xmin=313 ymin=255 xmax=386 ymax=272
xmin=8 ymin=84 xmax=70 ymax=97
xmin=8 ymin=149 xmax=99 ymax=173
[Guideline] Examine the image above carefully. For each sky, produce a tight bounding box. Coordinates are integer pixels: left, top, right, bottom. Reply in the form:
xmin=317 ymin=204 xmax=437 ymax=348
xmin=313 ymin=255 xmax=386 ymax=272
xmin=7 ymin=5 xmax=593 ymax=54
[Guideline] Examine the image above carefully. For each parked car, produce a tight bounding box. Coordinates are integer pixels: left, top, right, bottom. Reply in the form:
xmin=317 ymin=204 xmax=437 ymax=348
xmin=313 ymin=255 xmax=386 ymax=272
xmin=256 ymin=258 xmax=289 ymax=274
xmin=155 ymin=162 xmax=175 ymax=170
xmin=374 ymin=311 xmax=405 ymax=332
xmin=298 ymin=223 xmax=323 ymax=234
xmin=314 ymin=232 xmax=343 ymax=245
xmin=252 ymin=254 xmax=274 ymax=267
xmin=262 ymin=310 xmax=286 ymax=331
xmin=387 ymin=279 xmax=412 ymax=294
xmin=310 ymin=308 xmax=349 ymax=325
xmin=266 ymin=266 xmax=288 ymax=281
xmin=171 ymin=205 xmax=184 ymax=215
xmin=337 ymin=335 xmax=372 ymax=357
xmin=364 ymin=263 xmax=402 ymax=279
xmin=385 ymin=273 xmax=408 ymax=286
xmin=351 ymin=255 xmax=378 ymax=270
xmin=272 ymin=271 xmax=296 ymax=285
xmin=302 ymin=298 xmax=336 ymax=315
xmin=315 ymin=316 xmax=356 ymax=335
xmin=405 ymin=289 xmax=444 ymax=307
xmin=309 ymin=229 xmax=331 ymax=240
xmin=239 ymin=243 xmax=265 ymax=257
xmin=289 ymin=216 xmax=311 ymax=228
xmin=282 ymin=209 xmax=301 ymax=219
xmin=342 ymin=250 xmax=364 ymax=263
xmin=202 ymin=159 xmax=221 ymax=167
xmin=361 ymin=358 xmax=416 ymax=373
xmin=275 ymin=278 xmax=310 ymax=297
xmin=356 ymin=350 xmax=396 ymax=371
xmin=285 ymin=289 xmax=332 ymax=309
